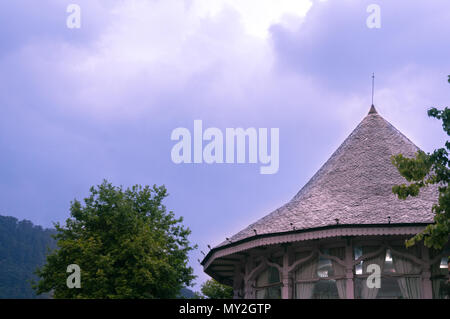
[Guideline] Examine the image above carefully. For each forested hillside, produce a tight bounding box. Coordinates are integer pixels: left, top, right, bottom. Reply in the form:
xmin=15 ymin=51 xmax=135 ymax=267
xmin=0 ymin=215 xmax=56 ymax=298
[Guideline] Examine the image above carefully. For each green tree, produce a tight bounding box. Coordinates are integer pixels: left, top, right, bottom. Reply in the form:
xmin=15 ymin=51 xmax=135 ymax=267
xmin=33 ymin=180 xmax=196 ymax=298
xmin=391 ymin=75 xmax=450 ymax=250
xmin=200 ymin=279 xmax=233 ymax=299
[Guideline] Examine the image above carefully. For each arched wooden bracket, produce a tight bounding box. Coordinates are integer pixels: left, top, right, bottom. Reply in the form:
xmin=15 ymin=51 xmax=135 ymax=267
xmin=428 ymin=251 xmax=449 ymax=267
xmin=288 ymin=250 xmax=316 ymax=273
xmin=244 ymin=259 xmax=267 ymax=282
xmin=353 ymin=245 xmax=386 ymax=266
xmin=386 ymin=245 xmax=427 ymax=266
xmin=318 ymin=250 xmax=346 ymax=267
xmin=266 ymin=258 xmax=283 ymax=273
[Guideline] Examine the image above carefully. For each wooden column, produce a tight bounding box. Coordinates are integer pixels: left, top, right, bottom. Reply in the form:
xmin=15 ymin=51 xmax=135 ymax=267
xmin=421 ymin=245 xmax=433 ymax=299
xmin=232 ymin=266 xmax=243 ymax=299
xmin=243 ymin=256 xmax=257 ymax=299
xmin=243 ymin=257 xmax=251 ymax=299
xmin=281 ymin=248 xmax=292 ymax=299
xmin=345 ymin=241 xmax=355 ymax=299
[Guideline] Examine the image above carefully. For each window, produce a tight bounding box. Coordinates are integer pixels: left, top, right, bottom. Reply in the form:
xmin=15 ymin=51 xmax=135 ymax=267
xmin=431 ymin=253 xmax=449 ymax=299
xmin=294 ymin=248 xmax=346 ymax=299
xmin=255 ymin=266 xmax=281 ymax=299
xmin=354 ymin=246 xmax=422 ymax=299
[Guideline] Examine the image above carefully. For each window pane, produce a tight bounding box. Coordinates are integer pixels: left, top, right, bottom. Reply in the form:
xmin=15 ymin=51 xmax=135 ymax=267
xmin=354 ymin=277 xmax=403 ymax=299
xmin=266 ymin=287 xmax=281 ymax=299
xmin=354 ymin=246 xmax=363 ymax=275
xmin=255 ymin=286 xmax=281 ymax=299
xmin=317 ymin=255 xmax=333 ymax=278
xmin=376 ymin=277 xmax=403 ymax=299
xmin=255 ymin=266 xmax=281 ymax=299
xmin=268 ymin=267 xmax=280 ymax=284
xmin=384 ymin=249 xmax=395 ymax=273
xmin=256 ymin=266 xmax=280 ymax=287
xmin=312 ymin=280 xmax=339 ymax=299
xmin=432 ymin=279 xmax=450 ymax=299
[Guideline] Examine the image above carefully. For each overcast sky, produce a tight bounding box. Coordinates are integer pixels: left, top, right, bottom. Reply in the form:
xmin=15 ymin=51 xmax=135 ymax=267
xmin=1 ymin=0 xmax=450 ymax=289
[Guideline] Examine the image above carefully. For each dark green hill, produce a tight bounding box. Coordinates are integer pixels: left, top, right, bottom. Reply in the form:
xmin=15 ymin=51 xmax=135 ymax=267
xmin=178 ymin=287 xmax=197 ymax=299
xmin=0 ymin=215 xmax=197 ymax=299
xmin=0 ymin=215 xmax=56 ymax=298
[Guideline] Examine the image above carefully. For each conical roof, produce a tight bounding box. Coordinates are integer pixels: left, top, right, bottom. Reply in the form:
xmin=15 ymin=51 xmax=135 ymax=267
xmin=218 ymin=106 xmax=437 ymax=247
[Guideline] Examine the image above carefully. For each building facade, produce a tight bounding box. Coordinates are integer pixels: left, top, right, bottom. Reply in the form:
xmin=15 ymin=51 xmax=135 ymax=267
xmin=201 ymin=105 xmax=450 ymax=299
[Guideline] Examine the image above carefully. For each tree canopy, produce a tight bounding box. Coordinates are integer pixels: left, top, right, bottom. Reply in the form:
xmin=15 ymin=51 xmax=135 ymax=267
xmin=199 ymin=279 xmax=233 ymax=299
xmin=391 ymin=75 xmax=450 ymax=250
xmin=34 ymin=180 xmax=196 ymax=298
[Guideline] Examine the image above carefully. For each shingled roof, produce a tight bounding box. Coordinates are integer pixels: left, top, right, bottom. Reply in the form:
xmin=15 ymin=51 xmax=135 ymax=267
xmin=217 ymin=106 xmax=438 ymax=247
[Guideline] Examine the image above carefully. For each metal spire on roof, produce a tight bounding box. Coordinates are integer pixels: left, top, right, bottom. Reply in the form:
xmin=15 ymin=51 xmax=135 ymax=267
xmin=372 ymin=73 xmax=375 ymax=106
xmin=368 ymin=73 xmax=378 ymax=114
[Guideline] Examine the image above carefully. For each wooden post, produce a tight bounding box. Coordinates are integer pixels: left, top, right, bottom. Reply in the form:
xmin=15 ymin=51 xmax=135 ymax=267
xmin=345 ymin=241 xmax=355 ymax=299
xmin=244 ymin=257 xmax=251 ymax=299
xmin=421 ymin=245 xmax=433 ymax=299
xmin=281 ymin=248 xmax=291 ymax=299
xmin=232 ymin=266 xmax=243 ymax=299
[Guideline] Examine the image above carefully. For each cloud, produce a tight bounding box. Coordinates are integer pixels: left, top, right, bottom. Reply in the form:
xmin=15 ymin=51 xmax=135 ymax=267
xmin=1 ymin=0 xmax=450 ymax=288
xmin=193 ymin=0 xmax=312 ymax=38
xmin=270 ymin=0 xmax=450 ymax=90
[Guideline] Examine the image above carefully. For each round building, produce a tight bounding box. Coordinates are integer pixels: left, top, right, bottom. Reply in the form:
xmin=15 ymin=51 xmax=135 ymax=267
xmin=201 ymin=105 xmax=449 ymax=299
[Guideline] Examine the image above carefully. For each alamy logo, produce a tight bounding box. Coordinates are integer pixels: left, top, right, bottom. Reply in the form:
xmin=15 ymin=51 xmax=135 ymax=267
xmin=366 ymin=264 xmax=381 ymax=289
xmin=366 ymin=4 xmax=381 ymax=29
xmin=170 ymin=120 xmax=279 ymax=174
xmin=66 ymin=264 xmax=81 ymax=289
xmin=66 ymin=4 xmax=81 ymax=29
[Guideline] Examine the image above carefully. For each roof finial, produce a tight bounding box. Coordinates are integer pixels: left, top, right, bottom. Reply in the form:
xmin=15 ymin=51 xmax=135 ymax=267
xmin=368 ymin=73 xmax=377 ymax=114
xmin=372 ymin=72 xmax=375 ymax=106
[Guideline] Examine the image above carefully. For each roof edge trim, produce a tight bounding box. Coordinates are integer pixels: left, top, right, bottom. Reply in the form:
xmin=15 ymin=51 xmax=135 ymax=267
xmin=201 ymin=223 xmax=431 ymax=268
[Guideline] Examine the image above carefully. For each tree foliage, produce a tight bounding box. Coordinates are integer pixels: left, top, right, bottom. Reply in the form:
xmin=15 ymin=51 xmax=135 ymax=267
xmin=33 ymin=180 xmax=196 ymax=298
xmin=199 ymin=279 xmax=233 ymax=299
xmin=391 ymin=76 xmax=450 ymax=249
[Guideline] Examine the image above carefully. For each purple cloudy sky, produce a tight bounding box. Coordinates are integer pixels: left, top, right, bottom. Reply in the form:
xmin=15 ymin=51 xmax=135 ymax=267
xmin=1 ymin=0 xmax=449 ymax=288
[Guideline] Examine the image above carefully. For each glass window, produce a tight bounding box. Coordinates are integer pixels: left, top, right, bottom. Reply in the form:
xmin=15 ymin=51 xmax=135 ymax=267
xmin=294 ymin=257 xmax=317 ymax=299
xmin=354 ymin=276 xmax=403 ymax=299
xmin=312 ymin=279 xmax=340 ymax=299
xmin=383 ymin=249 xmax=395 ymax=273
xmin=376 ymin=277 xmax=403 ymax=299
xmin=354 ymin=247 xmax=423 ymax=299
xmin=294 ymin=248 xmax=346 ymax=299
xmin=317 ymin=252 xmax=334 ymax=278
xmin=431 ymin=254 xmax=449 ymax=299
xmin=255 ymin=266 xmax=281 ymax=299
xmin=354 ymin=246 xmax=363 ymax=275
